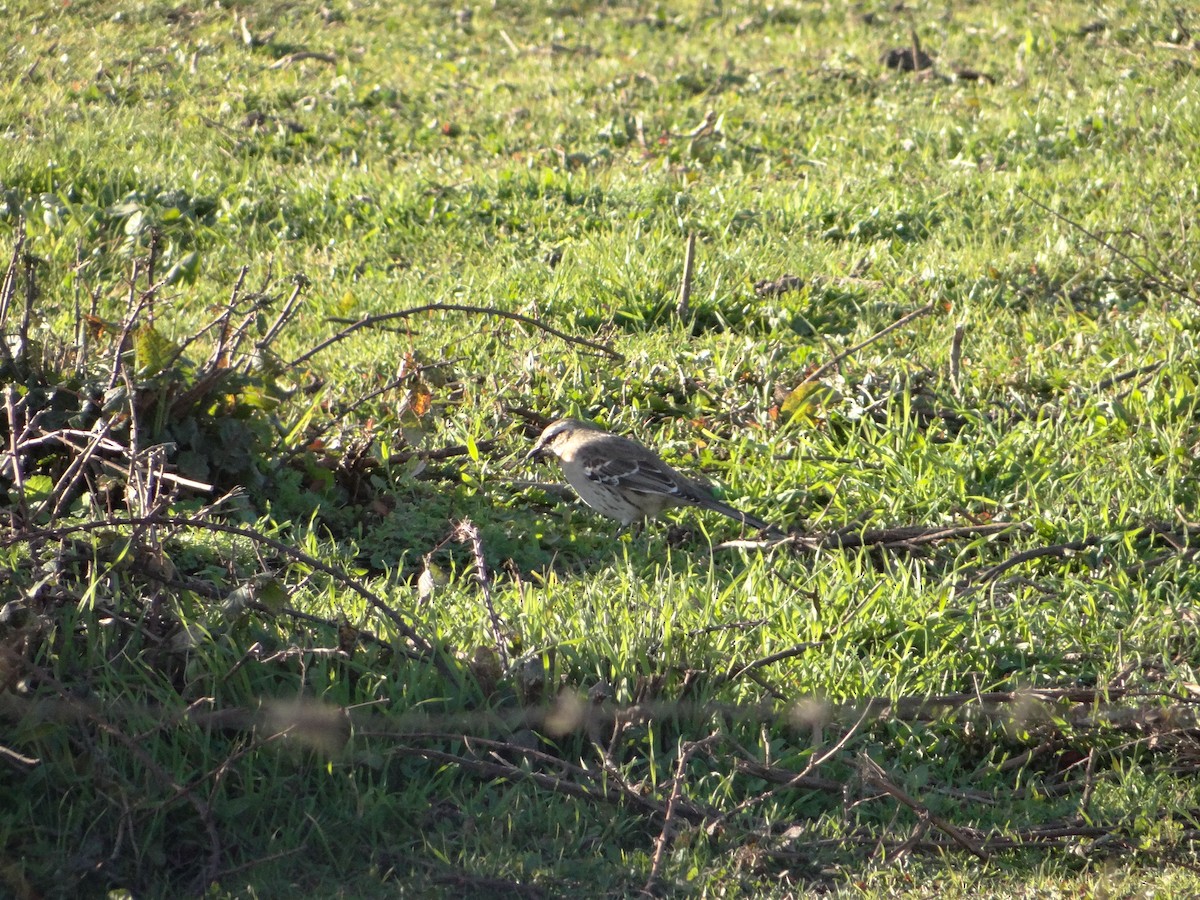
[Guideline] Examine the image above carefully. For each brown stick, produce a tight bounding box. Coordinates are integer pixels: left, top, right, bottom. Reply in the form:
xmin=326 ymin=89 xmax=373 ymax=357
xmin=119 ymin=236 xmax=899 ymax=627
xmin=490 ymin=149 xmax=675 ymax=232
xmin=643 ymin=732 xmax=721 ymax=895
xmin=676 ymin=231 xmax=696 ymax=319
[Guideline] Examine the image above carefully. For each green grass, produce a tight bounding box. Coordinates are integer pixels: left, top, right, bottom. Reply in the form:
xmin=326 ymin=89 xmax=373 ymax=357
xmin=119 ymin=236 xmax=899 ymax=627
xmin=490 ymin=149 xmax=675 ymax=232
xmin=4 ymin=0 xmax=1200 ymax=896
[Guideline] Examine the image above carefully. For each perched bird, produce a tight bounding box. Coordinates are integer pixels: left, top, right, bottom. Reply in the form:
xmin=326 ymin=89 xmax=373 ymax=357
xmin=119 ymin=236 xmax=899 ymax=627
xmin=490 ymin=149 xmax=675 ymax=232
xmin=524 ymin=418 xmax=782 ymax=535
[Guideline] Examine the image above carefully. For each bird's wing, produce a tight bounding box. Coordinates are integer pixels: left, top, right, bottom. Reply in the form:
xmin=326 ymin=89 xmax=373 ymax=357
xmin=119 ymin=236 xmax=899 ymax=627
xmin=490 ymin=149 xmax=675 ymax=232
xmin=578 ymin=451 xmax=695 ymax=500
xmin=577 ymin=441 xmax=784 ymax=535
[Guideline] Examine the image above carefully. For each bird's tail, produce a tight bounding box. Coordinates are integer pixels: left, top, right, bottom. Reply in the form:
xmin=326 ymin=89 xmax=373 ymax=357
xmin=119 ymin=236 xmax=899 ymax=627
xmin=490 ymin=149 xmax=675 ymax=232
xmin=701 ymin=498 xmax=787 ymax=537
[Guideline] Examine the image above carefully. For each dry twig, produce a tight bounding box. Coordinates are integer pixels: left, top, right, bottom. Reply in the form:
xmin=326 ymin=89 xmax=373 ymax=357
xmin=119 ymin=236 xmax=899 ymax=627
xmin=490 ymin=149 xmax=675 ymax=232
xmin=797 ymin=300 xmax=936 ymax=390
xmin=1018 ymin=188 xmax=1198 ymax=306
xmin=452 ymin=519 xmax=509 ymax=668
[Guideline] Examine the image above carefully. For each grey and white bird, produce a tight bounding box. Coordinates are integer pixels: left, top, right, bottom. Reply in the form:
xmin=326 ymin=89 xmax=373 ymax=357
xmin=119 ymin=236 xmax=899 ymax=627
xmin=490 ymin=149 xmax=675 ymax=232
xmin=524 ymin=418 xmax=782 ymax=535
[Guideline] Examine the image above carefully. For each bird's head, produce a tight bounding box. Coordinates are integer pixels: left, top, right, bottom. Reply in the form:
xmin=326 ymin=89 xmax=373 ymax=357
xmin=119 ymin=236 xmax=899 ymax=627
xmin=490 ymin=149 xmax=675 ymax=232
xmin=523 ymin=418 xmax=596 ymax=462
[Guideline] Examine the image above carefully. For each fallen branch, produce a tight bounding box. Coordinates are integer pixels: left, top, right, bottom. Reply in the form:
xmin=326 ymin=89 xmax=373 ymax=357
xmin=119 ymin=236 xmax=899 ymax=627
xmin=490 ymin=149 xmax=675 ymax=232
xmin=955 ymin=538 xmax=1099 ymax=595
xmin=1096 ymin=361 xmax=1165 ymax=391
xmin=715 ymin=521 xmax=1025 ymax=553
xmin=268 ymin=51 xmax=337 ymax=69
xmin=859 ymin=754 xmax=990 ymax=860
xmin=644 ymin=732 xmax=721 ymax=894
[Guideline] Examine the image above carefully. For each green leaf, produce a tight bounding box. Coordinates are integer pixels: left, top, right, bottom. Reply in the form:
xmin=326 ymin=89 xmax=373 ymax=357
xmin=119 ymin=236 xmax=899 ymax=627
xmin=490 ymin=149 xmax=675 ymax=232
xmin=779 ymin=381 xmax=840 ymax=425
xmin=163 ymin=251 xmax=199 ymax=285
xmin=134 ymin=325 xmax=178 ymax=376
xmin=124 ymin=209 xmax=145 ymax=236
xmin=16 ymin=474 xmax=54 ymax=505
xmin=256 ymin=577 xmax=289 ymax=613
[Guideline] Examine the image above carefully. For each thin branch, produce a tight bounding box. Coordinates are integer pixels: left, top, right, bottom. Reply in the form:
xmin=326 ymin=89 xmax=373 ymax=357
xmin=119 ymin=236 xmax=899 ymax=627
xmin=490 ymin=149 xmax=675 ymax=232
xmin=36 ymin=419 xmax=117 ymax=523
xmin=1096 ymin=361 xmax=1164 ymax=391
xmin=719 ymin=642 xmax=824 ymax=686
xmin=259 ymin=273 xmax=309 ymax=350
xmin=291 ymin=303 xmax=622 ymax=368
xmin=35 ymin=670 xmax=224 ymax=892
xmin=714 ymin=699 xmax=881 ymax=827
xmin=268 ymin=51 xmax=337 ymax=69
xmin=950 ymin=322 xmax=965 ymax=393
xmin=1018 ymin=188 xmax=1196 ymax=305
xmin=643 ymin=732 xmax=721 ymax=895
xmin=959 ymin=538 xmax=1100 ymax=593
xmin=208 ymin=265 xmax=248 ymax=370
xmin=3 ymin=388 xmax=28 ymax=524
xmin=378 ymin=740 xmax=691 ymax=821
xmin=0 ymin=220 xmax=26 ymax=369
xmin=0 ymin=742 xmax=39 ymax=769
xmin=798 ymin=301 xmax=935 ymax=389
xmin=18 ymin=240 xmax=36 ymax=360
xmin=715 ymin=521 xmax=1025 ymax=553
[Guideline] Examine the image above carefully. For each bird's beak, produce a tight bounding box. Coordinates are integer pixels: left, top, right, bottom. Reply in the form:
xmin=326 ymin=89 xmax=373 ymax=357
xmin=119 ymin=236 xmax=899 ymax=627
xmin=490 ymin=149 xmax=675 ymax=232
xmin=523 ymin=438 xmax=547 ymax=464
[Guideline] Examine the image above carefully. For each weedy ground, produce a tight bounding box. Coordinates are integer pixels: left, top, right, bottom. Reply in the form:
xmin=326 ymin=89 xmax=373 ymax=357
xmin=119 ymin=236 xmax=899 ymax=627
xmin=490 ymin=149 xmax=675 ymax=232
xmin=3 ymin=0 xmax=1200 ymax=897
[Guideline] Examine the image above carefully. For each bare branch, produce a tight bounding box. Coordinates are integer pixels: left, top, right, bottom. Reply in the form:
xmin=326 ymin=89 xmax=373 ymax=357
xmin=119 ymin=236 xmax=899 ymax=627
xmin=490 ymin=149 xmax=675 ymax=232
xmin=1 ymin=513 xmax=451 ymax=678
xmin=1018 ymin=188 xmax=1197 ymax=305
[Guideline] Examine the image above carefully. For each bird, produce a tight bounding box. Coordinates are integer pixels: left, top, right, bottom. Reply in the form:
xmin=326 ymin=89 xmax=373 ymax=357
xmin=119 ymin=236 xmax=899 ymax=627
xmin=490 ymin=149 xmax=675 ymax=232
xmin=524 ymin=418 xmax=783 ymax=535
